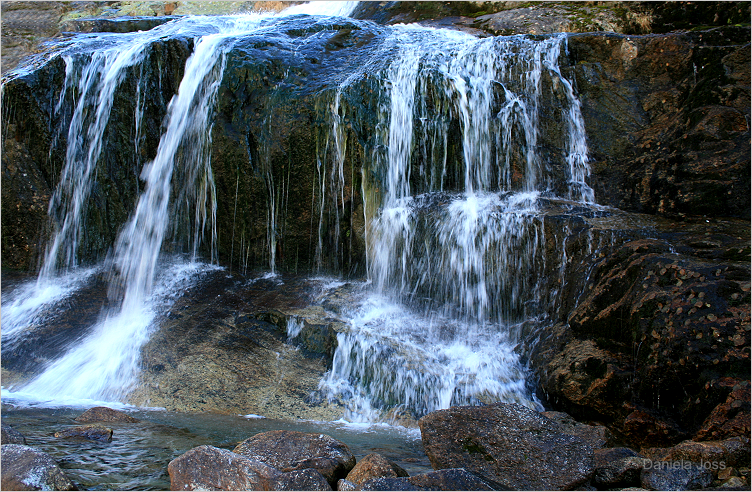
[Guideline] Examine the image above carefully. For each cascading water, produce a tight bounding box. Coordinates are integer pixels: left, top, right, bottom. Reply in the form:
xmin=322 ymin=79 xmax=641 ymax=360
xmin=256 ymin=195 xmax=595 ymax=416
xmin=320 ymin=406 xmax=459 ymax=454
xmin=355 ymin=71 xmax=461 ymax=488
xmin=319 ymin=28 xmax=595 ymax=422
xmin=3 ymin=3 xmax=595 ymax=419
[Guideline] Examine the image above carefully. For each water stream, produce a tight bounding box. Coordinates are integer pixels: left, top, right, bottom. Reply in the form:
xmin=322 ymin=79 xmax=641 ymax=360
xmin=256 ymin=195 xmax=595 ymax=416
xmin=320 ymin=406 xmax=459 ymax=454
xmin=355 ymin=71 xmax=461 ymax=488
xmin=3 ymin=1 xmax=595 ymax=427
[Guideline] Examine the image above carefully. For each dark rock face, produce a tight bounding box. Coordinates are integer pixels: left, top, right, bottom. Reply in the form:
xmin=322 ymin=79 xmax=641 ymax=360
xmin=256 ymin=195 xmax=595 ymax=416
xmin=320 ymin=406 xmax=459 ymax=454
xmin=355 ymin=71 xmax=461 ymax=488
xmin=357 ymin=468 xmax=495 ymax=491
xmin=54 ymin=424 xmax=113 ymax=442
xmin=1 ymin=423 xmax=27 ymax=445
xmin=167 ymin=444 xmax=279 ymax=491
xmin=232 ymin=430 xmax=356 ymax=487
xmin=531 ymin=231 xmax=751 ymax=448
xmin=418 ymin=403 xmax=595 ymax=490
xmin=74 ymin=406 xmax=139 ymax=423
xmin=1 ymin=444 xmax=76 ymax=491
xmin=345 ymin=453 xmax=409 ymax=485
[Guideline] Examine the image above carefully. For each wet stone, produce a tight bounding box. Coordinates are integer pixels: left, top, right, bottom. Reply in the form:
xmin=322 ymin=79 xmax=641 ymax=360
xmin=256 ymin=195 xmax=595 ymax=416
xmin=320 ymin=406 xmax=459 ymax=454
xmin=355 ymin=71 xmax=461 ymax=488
xmin=55 ymin=424 xmax=113 ymax=442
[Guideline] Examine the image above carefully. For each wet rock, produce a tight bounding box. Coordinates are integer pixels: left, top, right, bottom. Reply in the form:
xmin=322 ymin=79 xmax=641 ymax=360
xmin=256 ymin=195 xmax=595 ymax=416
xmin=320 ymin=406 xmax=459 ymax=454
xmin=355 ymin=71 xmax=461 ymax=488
xmin=233 ymin=430 xmax=355 ymax=487
xmin=75 ymin=406 xmax=139 ymax=423
xmin=167 ymin=444 xmax=279 ymax=491
xmin=640 ymin=462 xmax=713 ymax=490
xmin=60 ymin=16 xmax=178 ymax=33
xmin=720 ymin=476 xmax=748 ymax=489
xmin=345 ymin=453 xmax=409 ymax=485
xmin=593 ymin=448 xmax=646 ymax=489
xmin=272 ymin=468 xmax=332 ymax=491
xmin=532 ymin=234 xmax=751 ymax=448
xmin=642 ymin=437 xmax=751 ymax=477
xmin=54 ymin=424 xmax=113 ymax=442
xmin=418 ymin=403 xmax=594 ymax=490
xmin=1 ymin=424 xmax=27 ymax=445
xmin=1 ymin=444 xmax=76 ymax=491
xmin=358 ymin=477 xmax=420 ymax=491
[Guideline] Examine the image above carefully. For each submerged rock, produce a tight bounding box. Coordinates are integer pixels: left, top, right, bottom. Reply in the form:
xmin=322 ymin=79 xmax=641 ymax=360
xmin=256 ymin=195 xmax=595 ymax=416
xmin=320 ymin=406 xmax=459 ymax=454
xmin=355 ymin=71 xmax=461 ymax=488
xmin=54 ymin=424 xmax=113 ymax=442
xmin=167 ymin=444 xmax=279 ymax=491
xmin=1 ymin=444 xmax=76 ymax=491
xmin=232 ymin=430 xmax=356 ymax=487
xmin=74 ymin=406 xmax=139 ymax=423
xmin=418 ymin=403 xmax=595 ymax=490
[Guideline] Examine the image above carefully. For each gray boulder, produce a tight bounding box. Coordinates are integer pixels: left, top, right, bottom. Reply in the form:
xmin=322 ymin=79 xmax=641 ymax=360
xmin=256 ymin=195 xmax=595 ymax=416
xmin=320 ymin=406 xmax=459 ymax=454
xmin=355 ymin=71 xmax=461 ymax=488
xmin=640 ymin=462 xmax=713 ymax=491
xmin=419 ymin=403 xmax=595 ymax=490
xmin=1 ymin=424 xmax=27 ymax=445
xmin=272 ymin=468 xmax=332 ymax=491
xmin=167 ymin=444 xmax=279 ymax=491
xmin=593 ymin=447 xmax=647 ymax=489
xmin=1 ymin=444 xmax=76 ymax=491
xmin=233 ymin=430 xmax=355 ymax=487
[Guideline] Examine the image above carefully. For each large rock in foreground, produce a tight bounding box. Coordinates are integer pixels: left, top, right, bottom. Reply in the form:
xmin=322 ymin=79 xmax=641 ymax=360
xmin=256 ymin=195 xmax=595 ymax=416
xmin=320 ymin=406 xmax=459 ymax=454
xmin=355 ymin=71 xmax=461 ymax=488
xmin=418 ymin=403 xmax=595 ymax=490
xmin=167 ymin=445 xmax=279 ymax=491
xmin=233 ymin=430 xmax=356 ymax=487
xmin=1 ymin=444 xmax=76 ymax=491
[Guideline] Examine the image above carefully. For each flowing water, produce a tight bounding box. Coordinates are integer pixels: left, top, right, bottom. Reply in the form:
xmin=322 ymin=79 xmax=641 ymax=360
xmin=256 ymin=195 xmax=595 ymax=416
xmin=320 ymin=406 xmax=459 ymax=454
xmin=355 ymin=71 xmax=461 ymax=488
xmin=3 ymin=0 xmax=596 ymax=431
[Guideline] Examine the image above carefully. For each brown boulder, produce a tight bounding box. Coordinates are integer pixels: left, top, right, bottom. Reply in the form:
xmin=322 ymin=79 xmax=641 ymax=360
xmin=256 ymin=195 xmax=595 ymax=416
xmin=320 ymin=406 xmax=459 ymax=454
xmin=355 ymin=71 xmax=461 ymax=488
xmin=232 ymin=430 xmax=355 ymax=487
xmin=695 ymin=382 xmax=751 ymax=441
xmin=55 ymin=424 xmax=113 ymax=442
xmin=418 ymin=403 xmax=594 ymax=490
xmin=345 ymin=453 xmax=408 ymax=485
xmin=1 ymin=444 xmax=76 ymax=491
xmin=167 ymin=444 xmax=279 ymax=491
xmin=75 ymin=406 xmax=139 ymax=423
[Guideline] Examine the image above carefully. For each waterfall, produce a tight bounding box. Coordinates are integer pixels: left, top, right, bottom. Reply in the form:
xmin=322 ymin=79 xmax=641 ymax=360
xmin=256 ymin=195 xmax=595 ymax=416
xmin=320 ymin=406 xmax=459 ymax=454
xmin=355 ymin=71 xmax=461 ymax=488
xmin=320 ymin=28 xmax=594 ymax=422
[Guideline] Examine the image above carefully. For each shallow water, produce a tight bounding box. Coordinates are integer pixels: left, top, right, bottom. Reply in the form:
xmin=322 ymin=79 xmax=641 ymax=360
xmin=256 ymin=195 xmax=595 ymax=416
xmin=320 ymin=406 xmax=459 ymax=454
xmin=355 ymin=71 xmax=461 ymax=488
xmin=0 ymin=400 xmax=431 ymax=490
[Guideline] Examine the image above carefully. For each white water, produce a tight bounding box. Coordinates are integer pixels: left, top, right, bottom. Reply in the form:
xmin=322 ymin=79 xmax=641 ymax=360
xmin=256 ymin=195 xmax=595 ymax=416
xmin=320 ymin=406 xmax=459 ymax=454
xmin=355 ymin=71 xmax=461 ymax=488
xmin=319 ymin=28 xmax=595 ymax=421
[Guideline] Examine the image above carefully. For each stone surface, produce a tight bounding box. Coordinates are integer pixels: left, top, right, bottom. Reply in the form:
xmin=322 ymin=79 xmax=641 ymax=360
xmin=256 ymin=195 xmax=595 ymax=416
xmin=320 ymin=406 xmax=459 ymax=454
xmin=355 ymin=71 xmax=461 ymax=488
xmin=345 ymin=453 xmax=409 ymax=485
xmin=167 ymin=444 xmax=279 ymax=491
xmin=406 ymin=468 xmax=495 ymax=491
xmin=75 ymin=406 xmax=139 ymax=423
xmin=233 ymin=430 xmax=355 ymax=487
xmin=640 ymin=462 xmax=713 ymax=491
xmin=336 ymin=478 xmax=358 ymax=491
xmin=272 ymin=468 xmax=332 ymax=491
xmin=593 ymin=447 xmax=646 ymax=488
xmin=1 ymin=423 xmax=27 ymax=445
xmin=418 ymin=403 xmax=594 ymax=490
xmin=541 ymin=410 xmax=612 ymax=449
xmin=1 ymin=444 xmax=76 ymax=491
xmin=54 ymin=424 xmax=113 ymax=442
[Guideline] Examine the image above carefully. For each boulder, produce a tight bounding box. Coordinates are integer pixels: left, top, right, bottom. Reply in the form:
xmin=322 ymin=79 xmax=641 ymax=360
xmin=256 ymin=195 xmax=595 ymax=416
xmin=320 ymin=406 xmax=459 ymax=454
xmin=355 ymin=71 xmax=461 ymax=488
xmin=358 ymin=477 xmax=420 ymax=491
xmin=272 ymin=468 xmax=332 ymax=491
xmin=74 ymin=406 xmax=139 ymax=423
xmin=640 ymin=462 xmax=713 ymax=490
xmin=1 ymin=444 xmax=76 ymax=491
xmin=345 ymin=453 xmax=409 ymax=485
xmin=167 ymin=445 xmax=279 ymax=491
xmin=418 ymin=403 xmax=595 ymax=490
xmin=1 ymin=424 xmax=27 ymax=445
xmin=233 ymin=430 xmax=355 ymax=487
xmin=593 ymin=448 xmax=647 ymax=489
xmin=336 ymin=478 xmax=358 ymax=491
xmin=541 ymin=410 xmax=612 ymax=449
xmin=54 ymin=424 xmax=113 ymax=442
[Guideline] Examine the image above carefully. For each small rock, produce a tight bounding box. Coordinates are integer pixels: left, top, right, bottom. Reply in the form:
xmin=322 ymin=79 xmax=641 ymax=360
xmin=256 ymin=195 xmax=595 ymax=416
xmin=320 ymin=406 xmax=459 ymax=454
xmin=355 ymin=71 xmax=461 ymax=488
xmin=1 ymin=424 xmax=27 ymax=445
xmin=345 ymin=453 xmax=408 ymax=485
xmin=272 ymin=468 xmax=332 ymax=491
xmin=336 ymin=478 xmax=358 ymax=491
xmin=720 ymin=476 xmax=747 ymax=488
xmin=74 ymin=406 xmax=139 ymax=423
xmin=233 ymin=430 xmax=355 ymax=487
xmin=640 ymin=462 xmax=713 ymax=490
xmin=55 ymin=424 xmax=113 ymax=442
xmin=1 ymin=444 xmax=76 ymax=491
xmin=168 ymin=444 xmax=280 ymax=491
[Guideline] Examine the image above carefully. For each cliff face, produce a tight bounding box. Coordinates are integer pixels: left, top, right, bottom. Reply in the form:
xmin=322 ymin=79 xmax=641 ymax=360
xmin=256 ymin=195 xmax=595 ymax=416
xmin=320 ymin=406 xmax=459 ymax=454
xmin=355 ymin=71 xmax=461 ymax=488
xmin=1 ymin=2 xmax=749 ymax=447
